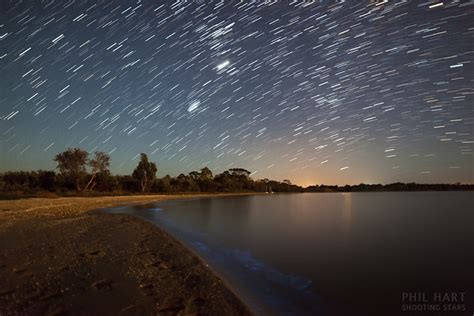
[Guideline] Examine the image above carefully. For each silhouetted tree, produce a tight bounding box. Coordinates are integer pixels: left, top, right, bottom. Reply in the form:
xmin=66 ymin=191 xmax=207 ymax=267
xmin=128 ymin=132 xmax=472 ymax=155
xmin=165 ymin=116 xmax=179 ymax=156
xmin=170 ymin=174 xmax=199 ymax=192
xmin=93 ymin=172 xmax=117 ymax=192
xmin=152 ymin=175 xmax=172 ymax=193
xmin=229 ymin=168 xmax=251 ymax=178
xmin=85 ymin=151 xmax=110 ymax=191
xmin=38 ymin=170 xmax=56 ymax=191
xmin=195 ymin=167 xmax=216 ymax=191
xmin=214 ymin=171 xmax=235 ymax=192
xmin=263 ymin=178 xmax=271 ymax=193
xmin=132 ymin=153 xmax=157 ymax=192
xmin=189 ymin=171 xmax=200 ymax=182
xmin=200 ymin=167 xmax=213 ymax=180
xmin=54 ymin=148 xmax=88 ymax=191
xmin=116 ymin=175 xmax=137 ymax=192
xmin=2 ymin=171 xmax=34 ymax=191
xmin=253 ymin=180 xmax=267 ymax=192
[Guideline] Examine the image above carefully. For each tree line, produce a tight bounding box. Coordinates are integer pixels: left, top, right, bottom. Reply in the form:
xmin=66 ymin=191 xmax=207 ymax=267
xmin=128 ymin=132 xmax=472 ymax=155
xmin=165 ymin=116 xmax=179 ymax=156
xmin=1 ymin=148 xmax=472 ymax=197
xmin=306 ymin=183 xmax=474 ymax=192
xmin=0 ymin=148 xmax=303 ymax=195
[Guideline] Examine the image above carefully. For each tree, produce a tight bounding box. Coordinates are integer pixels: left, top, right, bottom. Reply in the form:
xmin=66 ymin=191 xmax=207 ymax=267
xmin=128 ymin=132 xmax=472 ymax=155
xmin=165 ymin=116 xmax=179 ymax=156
xmin=117 ymin=175 xmax=137 ymax=192
xmin=38 ymin=170 xmax=56 ymax=191
xmin=132 ymin=153 xmax=157 ymax=192
xmin=197 ymin=167 xmax=215 ymax=191
xmin=54 ymin=148 xmax=88 ymax=191
xmin=229 ymin=168 xmax=251 ymax=178
xmin=200 ymin=167 xmax=213 ymax=180
xmin=189 ymin=171 xmax=200 ymax=181
xmin=84 ymin=151 xmax=110 ymax=191
xmin=263 ymin=178 xmax=271 ymax=193
xmin=214 ymin=171 xmax=235 ymax=192
xmin=152 ymin=175 xmax=172 ymax=193
xmin=171 ymin=173 xmax=199 ymax=192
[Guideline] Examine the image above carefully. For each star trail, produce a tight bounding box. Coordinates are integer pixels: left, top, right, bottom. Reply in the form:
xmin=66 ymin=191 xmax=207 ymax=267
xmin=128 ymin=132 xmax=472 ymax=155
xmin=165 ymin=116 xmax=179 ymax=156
xmin=1 ymin=0 xmax=473 ymax=185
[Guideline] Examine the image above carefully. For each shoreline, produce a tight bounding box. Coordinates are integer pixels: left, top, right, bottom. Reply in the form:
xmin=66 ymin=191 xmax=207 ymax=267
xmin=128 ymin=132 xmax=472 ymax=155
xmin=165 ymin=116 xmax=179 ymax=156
xmin=0 ymin=194 xmax=254 ymax=315
xmin=106 ymin=196 xmax=263 ymax=315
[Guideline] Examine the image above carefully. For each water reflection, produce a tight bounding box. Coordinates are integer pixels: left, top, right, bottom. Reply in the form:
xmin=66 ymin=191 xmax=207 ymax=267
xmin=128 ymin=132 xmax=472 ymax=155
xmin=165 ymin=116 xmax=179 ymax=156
xmin=108 ymin=192 xmax=474 ymax=316
xmin=340 ymin=193 xmax=352 ymax=235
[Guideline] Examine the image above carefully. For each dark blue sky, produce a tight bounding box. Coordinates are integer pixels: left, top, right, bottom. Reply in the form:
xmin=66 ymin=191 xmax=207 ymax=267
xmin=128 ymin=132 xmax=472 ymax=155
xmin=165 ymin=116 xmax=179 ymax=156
xmin=1 ymin=0 xmax=473 ymax=185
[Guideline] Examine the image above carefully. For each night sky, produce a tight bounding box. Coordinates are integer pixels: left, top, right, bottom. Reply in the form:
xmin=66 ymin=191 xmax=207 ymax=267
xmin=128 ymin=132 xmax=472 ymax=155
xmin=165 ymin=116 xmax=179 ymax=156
xmin=1 ymin=0 xmax=473 ymax=186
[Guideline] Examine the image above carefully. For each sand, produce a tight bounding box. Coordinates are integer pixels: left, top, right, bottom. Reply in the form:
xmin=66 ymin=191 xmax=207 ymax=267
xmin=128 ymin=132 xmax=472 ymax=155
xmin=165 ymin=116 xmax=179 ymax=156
xmin=0 ymin=195 xmax=253 ymax=316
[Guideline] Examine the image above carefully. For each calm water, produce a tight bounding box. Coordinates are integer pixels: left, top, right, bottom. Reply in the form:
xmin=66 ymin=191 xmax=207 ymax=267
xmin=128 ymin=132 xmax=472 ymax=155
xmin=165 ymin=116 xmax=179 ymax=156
xmin=108 ymin=192 xmax=474 ymax=315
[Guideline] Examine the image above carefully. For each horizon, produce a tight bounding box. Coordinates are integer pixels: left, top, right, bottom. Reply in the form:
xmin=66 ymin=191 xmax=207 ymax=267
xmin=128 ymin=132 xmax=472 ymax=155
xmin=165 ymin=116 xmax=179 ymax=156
xmin=1 ymin=1 xmax=473 ymax=186
xmin=1 ymin=148 xmax=473 ymax=188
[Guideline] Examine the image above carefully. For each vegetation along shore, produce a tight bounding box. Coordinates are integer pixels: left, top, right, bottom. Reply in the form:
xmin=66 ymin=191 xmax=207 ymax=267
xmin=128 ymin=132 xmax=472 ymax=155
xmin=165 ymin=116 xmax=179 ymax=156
xmin=1 ymin=148 xmax=472 ymax=200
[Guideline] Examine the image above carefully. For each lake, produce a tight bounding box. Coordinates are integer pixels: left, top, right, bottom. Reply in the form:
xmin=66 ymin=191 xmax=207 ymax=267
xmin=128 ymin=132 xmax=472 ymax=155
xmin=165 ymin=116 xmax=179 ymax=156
xmin=107 ymin=192 xmax=474 ymax=315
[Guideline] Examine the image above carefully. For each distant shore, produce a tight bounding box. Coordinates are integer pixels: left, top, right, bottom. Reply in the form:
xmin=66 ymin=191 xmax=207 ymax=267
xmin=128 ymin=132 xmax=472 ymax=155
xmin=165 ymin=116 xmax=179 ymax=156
xmin=0 ymin=195 xmax=253 ymax=315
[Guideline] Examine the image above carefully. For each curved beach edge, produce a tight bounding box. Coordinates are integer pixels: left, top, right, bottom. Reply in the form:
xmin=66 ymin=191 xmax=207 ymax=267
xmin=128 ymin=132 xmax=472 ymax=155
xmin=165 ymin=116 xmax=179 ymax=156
xmin=0 ymin=194 xmax=255 ymax=315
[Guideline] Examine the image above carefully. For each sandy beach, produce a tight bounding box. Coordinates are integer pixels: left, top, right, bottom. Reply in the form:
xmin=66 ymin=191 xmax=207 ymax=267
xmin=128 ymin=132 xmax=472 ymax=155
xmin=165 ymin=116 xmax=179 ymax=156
xmin=0 ymin=195 xmax=252 ymax=315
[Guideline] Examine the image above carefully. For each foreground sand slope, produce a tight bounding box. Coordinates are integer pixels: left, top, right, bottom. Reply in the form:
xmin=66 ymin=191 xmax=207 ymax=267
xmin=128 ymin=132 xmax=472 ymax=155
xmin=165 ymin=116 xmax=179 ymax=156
xmin=0 ymin=195 xmax=252 ymax=315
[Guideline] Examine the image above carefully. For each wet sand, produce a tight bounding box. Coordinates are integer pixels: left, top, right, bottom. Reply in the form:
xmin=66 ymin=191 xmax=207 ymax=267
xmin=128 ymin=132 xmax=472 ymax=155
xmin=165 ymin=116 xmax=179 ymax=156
xmin=0 ymin=195 xmax=253 ymax=315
